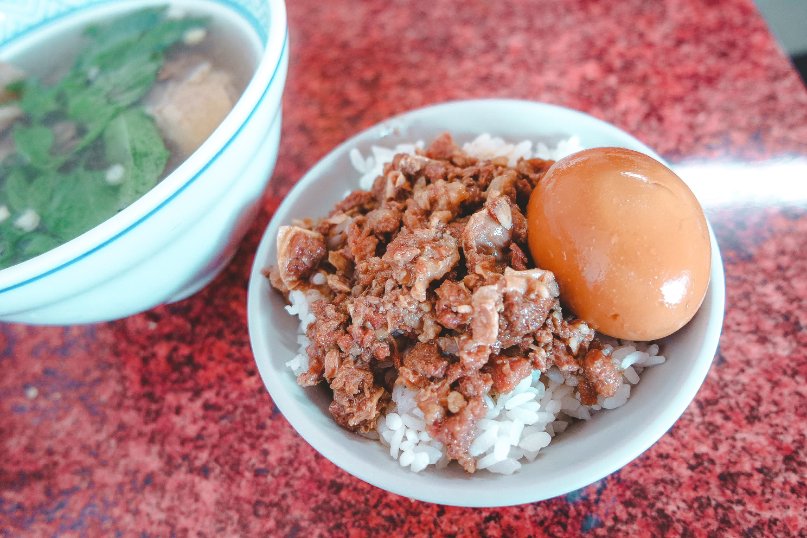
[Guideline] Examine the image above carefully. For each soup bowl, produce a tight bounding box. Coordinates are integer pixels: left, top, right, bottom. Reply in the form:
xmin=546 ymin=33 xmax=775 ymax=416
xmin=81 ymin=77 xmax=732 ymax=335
xmin=247 ymin=99 xmax=726 ymax=507
xmin=0 ymin=0 xmax=288 ymax=324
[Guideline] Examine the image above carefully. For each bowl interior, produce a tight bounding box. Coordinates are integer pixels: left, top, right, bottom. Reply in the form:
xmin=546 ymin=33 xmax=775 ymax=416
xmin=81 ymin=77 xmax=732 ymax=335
xmin=247 ymin=99 xmax=725 ymax=507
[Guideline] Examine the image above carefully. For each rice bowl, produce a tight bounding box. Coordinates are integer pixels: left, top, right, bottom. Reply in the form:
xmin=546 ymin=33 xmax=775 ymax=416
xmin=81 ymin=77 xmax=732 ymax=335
xmin=247 ymin=99 xmax=725 ymax=506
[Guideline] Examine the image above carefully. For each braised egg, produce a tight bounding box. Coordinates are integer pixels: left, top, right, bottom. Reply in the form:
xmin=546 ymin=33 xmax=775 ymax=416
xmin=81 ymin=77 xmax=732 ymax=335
xmin=526 ymin=147 xmax=711 ymax=341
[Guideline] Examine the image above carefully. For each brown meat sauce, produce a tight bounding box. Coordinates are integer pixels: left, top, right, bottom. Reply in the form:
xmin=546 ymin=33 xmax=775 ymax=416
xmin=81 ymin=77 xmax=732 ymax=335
xmin=268 ymin=134 xmax=621 ymax=472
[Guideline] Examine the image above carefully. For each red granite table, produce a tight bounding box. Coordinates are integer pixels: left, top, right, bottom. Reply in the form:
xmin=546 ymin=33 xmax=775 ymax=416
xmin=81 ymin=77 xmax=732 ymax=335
xmin=2 ymin=0 xmax=807 ymax=535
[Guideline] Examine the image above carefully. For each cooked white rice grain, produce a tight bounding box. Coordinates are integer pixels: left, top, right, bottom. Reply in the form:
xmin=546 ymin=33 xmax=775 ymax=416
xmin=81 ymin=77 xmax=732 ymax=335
xmin=623 ymin=366 xmax=641 ymax=384
xmin=385 ymin=413 xmax=403 ymax=431
xmin=470 ymin=428 xmax=498 ymax=456
xmin=519 ymin=431 xmax=552 ymax=452
xmin=487 ymin=458 xmax=521 ymax=475
xmin=643 ymin=354 xmax=667 ymax=367
xmin=602 ymin=383 xmax=631 ymax=409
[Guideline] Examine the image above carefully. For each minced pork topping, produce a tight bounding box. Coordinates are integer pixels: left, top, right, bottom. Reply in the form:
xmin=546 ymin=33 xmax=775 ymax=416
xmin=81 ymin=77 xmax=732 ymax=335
xmin=267 ymin=134 xmax=622 ymax=472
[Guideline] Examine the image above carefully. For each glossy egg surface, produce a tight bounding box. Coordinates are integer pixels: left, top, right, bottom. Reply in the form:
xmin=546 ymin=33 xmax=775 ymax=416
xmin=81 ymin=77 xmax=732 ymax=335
xmin=526 ymin=147 xmax=711 ymax=341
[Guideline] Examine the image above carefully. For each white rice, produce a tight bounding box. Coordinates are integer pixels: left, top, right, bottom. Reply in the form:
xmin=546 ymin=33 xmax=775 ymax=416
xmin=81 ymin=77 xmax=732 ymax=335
xmin=351 ymin=142 xmax=425 ymax=191
xmin=284 ymin=288 xmax=321 ymax=376
xmin=351 ymin=134 xmax=582 ymax=191
xmin=462 ymin=133 xmax=583 ymax=166
xmin=284 ymin=134 xmax=667 ymax=474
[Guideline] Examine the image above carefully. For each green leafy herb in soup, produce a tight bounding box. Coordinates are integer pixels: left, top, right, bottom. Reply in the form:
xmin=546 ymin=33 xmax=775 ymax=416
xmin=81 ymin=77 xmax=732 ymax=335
xmin=0 ymin=6 xmax=244 ymax=269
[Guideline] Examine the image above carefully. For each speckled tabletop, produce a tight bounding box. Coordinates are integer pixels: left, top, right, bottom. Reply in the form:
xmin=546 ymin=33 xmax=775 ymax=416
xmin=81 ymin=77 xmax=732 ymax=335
xmin=2 ymin=0 xmax=807 ymax=536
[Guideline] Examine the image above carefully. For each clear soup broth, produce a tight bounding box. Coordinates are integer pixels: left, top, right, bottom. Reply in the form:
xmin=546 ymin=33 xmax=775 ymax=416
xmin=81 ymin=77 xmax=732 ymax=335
xmin=0 ymin=2 xmax=259 ymax=269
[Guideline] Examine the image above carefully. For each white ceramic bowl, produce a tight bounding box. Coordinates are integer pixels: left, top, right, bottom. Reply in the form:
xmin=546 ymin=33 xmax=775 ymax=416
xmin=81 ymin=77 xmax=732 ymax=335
xmin=0 ymin=0 xmax=288 ymax=324
xmin=247 ymin=99 xmax=725 ymax=507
